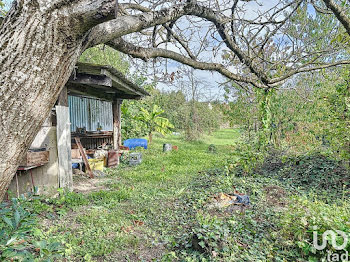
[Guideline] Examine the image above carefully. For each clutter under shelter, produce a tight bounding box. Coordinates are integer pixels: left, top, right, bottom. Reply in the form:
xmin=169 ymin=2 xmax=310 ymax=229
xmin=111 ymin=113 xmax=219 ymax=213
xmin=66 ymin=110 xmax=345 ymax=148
xmin=7 ymin=63 xmax=149 ymax=198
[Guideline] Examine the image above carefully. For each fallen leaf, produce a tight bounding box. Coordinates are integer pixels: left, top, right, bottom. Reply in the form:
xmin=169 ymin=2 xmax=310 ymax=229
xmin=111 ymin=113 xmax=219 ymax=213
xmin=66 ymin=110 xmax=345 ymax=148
xmin=121 ymin=226 xmax=134 ymax=233
xmin=133 ymin=220 xmax=144 ymax=226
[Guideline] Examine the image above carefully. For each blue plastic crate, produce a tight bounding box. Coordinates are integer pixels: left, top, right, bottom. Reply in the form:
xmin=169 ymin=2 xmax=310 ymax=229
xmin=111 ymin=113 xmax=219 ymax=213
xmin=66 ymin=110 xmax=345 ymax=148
xmin=124 ymin=138 xmax=148 ymax=150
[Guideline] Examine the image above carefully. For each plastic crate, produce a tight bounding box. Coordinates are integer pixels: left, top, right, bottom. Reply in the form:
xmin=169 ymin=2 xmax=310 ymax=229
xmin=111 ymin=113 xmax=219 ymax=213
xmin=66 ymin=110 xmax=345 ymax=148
xmin=124 ymin=139 xmax=148 ymax=150
xmin=88 ymin=158 xmax=104 ymax=171
xmin=129 ymin=153 xmax=142 ymax=166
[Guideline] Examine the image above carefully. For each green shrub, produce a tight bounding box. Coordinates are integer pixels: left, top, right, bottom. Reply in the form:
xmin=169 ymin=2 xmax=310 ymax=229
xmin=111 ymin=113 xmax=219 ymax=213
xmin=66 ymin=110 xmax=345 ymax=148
xmin=228 ymin=141 xmax=265 ymax=175
xmin=189 ymin=214 xmax=230 ymax=256
xmin=279 ymin=197 xmax=350 ymax=261
xmin=0 ymin=198 xmax=63 ymax=261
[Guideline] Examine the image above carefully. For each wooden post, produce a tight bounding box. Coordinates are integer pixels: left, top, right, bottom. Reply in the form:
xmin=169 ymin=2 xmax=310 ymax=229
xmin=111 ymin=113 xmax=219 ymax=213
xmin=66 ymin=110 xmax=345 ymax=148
xmin=57 ymin=86 xmax=68 ymax=106
xmin=15 ymin=172 xmax=19 ymax=198
xmin=56 ymin=86 xmax=74 ymax=189
xmin=113 ymin=99 xmax=123 ymax=165
xmin=56 ymin=105 xmax=73 ymax=190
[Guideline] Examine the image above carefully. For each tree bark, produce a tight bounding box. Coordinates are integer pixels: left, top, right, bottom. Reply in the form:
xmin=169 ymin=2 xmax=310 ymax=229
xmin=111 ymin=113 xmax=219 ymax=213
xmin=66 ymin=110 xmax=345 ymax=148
xmin=0 ymin=2 xmax=83 ymax=200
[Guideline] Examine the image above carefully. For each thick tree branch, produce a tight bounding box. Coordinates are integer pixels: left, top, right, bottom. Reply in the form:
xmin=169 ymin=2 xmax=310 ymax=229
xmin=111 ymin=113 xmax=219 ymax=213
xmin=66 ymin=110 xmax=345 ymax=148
xmin=322 ymin=0 xmax=350 ymax=36
xmin=68 ymin=0 xmax=350 ymax=89
xmin=122 ymin=3 xmax=152 ymax=13
xmin=108 ymin=38 xmax=265 ymax=88
xmin=86 ymin=2 xmax=271 ymax=85
xmin=84 ymin=2 xmax=195 ymax=48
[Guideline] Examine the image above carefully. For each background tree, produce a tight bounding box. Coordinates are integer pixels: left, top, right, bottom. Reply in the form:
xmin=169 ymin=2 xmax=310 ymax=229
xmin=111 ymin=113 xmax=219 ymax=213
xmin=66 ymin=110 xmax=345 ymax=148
xmin=78 ymin=44 xmax=222 ymax=142
xmin=79 ymin=45 xmax=129 ymax=74
xmin=136 ymin=105 xmax=174 ymax=144
xmin=0 ymin=1 xmax=4 ymax=17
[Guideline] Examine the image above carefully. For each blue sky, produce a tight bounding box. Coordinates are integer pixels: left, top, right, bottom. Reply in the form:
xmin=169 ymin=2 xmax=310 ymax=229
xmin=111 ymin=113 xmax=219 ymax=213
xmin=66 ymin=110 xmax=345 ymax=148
xmin=3 ymin=0 xmax=12 ymax=10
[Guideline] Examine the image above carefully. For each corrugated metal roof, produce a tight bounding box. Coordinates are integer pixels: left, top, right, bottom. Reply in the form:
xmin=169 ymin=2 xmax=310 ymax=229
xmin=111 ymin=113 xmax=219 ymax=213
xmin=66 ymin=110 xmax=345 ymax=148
xmin=68 ymin=96 xmax=113 ymax=132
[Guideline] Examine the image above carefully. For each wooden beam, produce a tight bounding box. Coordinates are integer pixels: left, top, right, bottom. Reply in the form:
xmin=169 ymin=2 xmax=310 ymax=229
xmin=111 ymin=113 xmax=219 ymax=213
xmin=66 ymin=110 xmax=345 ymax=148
xmin=68 ymin=73 xmax=112 ymax=87
xmin=74 ymin=63 xmax=149 ymax=97
xmin=57 ymin=86 xmax=68 ymax=106
xmin=68 ymin=83 xmax=141 ymax=101
xmin=113 ymin=99 xmax=123 ymax=166
xmin=67 ymin=83 xmax=115 ymax=101
xmin=102 ymin=69 xmax=144 ymax=97
xmin=114 ymin=93 xmax=141 ymax=100
xmin=75 ymin=137 xmax=94 ymax=178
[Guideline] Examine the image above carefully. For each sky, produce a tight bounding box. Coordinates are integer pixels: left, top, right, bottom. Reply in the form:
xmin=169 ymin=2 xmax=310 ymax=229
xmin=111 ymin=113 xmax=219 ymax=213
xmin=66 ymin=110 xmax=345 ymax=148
xmin=2 ymin=0 xmax=11 ymax=10
xmin=154 ymin=61 xmax=226 ymax=101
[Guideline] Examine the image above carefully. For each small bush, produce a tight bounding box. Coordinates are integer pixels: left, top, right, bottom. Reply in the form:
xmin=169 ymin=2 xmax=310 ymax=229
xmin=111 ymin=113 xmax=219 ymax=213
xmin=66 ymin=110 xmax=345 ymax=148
xmin=0 ymin=198 xmax=63 ymax=261
xmin=189 ymin=214 xmax=230 ymax=256
xmin=228 ymin=141 xmax=265 ymax=175
xmin=279 ymin=197 xmax=350 ymax=261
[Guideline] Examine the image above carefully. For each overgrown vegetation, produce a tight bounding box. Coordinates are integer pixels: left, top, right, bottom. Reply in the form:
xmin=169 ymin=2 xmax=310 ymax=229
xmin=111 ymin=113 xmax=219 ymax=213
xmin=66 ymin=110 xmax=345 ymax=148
xmin=1 ymin=130 xmax=349 ymax=261
xmin=0 ymin=198 xmax=64 ymax=261
xmin=223 ymin=68 xmax=350 ymax=160
xmin=2 ymin=27 xmax=350 ymax=262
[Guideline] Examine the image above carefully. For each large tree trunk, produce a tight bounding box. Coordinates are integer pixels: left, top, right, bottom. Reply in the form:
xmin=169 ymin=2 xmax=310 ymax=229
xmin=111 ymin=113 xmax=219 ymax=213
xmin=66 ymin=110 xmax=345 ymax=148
xmin=0 ymin=2 xmax=83 ymax=200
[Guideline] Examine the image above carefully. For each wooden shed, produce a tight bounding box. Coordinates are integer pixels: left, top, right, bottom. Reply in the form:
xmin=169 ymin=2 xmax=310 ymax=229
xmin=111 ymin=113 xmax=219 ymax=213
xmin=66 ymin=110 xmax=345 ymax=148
xmin=7 ymin=63 xmax=148 ymax=197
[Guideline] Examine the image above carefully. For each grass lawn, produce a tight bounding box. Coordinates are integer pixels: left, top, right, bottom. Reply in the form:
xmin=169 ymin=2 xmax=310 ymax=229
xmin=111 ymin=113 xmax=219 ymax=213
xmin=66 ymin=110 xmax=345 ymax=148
xmin=44 ymin=129 xmax=242 ymax=261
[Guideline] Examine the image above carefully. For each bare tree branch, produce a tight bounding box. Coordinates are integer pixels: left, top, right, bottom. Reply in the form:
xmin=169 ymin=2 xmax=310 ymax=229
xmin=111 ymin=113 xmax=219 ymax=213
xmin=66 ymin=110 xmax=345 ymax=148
xmin=108 ymin=38 xmax=265 ymax=88
xmin=271 ymin=60 xmax=350 ymax=84
xmin=163 ymin=24 xmax=196 ymax=60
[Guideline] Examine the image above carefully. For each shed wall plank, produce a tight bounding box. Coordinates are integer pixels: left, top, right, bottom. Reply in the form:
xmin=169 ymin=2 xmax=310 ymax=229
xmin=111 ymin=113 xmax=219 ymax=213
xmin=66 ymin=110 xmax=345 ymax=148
xmin=113 ymin=99 xmax=123 ymax=166
xmin=56 ymin=106 xmax=73 ymax=190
